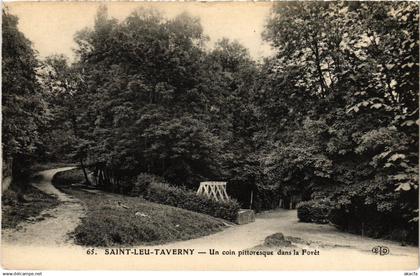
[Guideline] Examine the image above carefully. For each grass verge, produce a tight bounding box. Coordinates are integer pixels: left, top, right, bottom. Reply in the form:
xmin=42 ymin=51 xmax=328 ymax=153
xmin=2 ymin=186 xmax=60 ymax=229
xmin=52 ymin=168 xmax=85 ymax=187
xmin=62 ymin=188 xmax=226 ymax=246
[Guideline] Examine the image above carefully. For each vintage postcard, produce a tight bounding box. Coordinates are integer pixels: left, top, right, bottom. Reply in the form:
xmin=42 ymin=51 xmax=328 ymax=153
xmin=1 ymin=1 xmax=419 ymax=271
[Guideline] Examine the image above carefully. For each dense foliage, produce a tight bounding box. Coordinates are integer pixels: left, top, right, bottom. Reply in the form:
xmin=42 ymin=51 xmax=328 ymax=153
xmin=41 ymin=7 xmax=258 ymax=192
xmin=144 ymin=181 xmax=241 ymax=222
xmin=260 ymin=2 xmax=419 ymax=243
xmin=2 ymin=10 xmax=48 ymax=182
xmin=297 ymin=199 xmax=332 ymax=224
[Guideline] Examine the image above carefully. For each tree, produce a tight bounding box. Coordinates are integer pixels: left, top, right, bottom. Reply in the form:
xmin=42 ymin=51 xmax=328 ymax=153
xmin=204 ymin=39 xmax=262 ymax=206
xmin=261 ymin=1 xmax=418 ymax=242
xmin=39 ymin=54 xmax=93 ymax=184
xmin=69 ymin=7 xmax=232 ymax=189
xmin=2 ymin=10 xmax=47 ymax=183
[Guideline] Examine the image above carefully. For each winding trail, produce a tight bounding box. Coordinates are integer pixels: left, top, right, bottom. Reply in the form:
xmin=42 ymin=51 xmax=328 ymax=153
xmin=1 ymin=168 xmax=418 ymax=270
xmin=143 ymin=210 xmax=418 ymax=270
xmin=155 ymin=209 xmax=418 ymax=256
xmin=3 ymin=168 xmax=418 ymax=255
xmin=2 ymin=167 xmax=85 ymax=247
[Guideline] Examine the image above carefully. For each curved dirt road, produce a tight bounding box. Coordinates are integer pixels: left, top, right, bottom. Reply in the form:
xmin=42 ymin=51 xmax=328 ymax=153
xmin=2 ymin=170 xmax=418 ymax=270
xmin=145 ymin=209 xmax=418 ymax=270
xmin=2 ymin=167 xmax=85 ymax=247
xmin=154 ymin=209 xmax=418 ymax=255
xmin=3 ymin=169 xmax=418 ymax=256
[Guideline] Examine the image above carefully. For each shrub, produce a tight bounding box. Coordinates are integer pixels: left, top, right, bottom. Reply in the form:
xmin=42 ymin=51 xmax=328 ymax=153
xmin=54 ymin=168 xmax=241 ymax=223
xmin=297 ymin=199 xmax=332 ymax=224
xmin=328 ymin=192 xmax=419 ymax=245
xmin=130 ymin=173 xmax=164 ymax=196
xmin=144 ymin=182 xmax=241 ymax=222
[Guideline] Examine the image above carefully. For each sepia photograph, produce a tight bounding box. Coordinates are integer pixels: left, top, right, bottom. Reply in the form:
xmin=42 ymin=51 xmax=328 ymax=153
xmin=1 ymin=1 xmax=419 ymax=271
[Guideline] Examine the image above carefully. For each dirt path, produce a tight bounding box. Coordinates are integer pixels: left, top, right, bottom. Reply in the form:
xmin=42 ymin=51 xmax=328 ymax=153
xmin=152 ymin=209 xmax=418 ymax=258
xmin=2 ymin=180 xmax=418 ymax=270
xmin=2 ymin=167 xmax=85 ymax=247
xmin=3 ymin=174 xmax=417 ymax=258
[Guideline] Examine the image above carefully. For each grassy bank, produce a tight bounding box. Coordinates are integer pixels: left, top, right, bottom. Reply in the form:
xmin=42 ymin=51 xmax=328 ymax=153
xmin=30 ymin=162 xmax=77 ymax=172
xmin=62 ymin=188 xmax=226 ymax=246
xmin=52 ymin=168 xmax=85 ymax=187
xmin=53 ymin=168 xmax=240 ymax=222
xmin=2 ymin=186 xmax=60 ymax=229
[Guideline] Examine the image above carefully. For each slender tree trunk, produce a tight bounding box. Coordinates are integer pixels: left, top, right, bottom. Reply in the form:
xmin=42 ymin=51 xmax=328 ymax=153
xmin=98 ymin=168 xmax=104 ymax=187
xmin=312 ymin=40 xmax=327 ymax=95
xmin=80 ymin=159 xmax=91 ymax=185
xmin=249 ymin=190 xmax=254 ymax=210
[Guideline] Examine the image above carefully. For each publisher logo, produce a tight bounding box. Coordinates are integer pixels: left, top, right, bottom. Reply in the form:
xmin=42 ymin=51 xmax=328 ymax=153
xmin=371 ymin=246 xmax=390 ymax=256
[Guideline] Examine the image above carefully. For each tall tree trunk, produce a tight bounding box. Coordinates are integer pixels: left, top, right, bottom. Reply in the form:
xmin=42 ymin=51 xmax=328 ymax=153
xmin=80 ymin=159 xmax=91 ymax=185
xmin=312 ymin=40 xmax=327 ymax=95
xmin=98 ymin=169 xmax=104 ymax=187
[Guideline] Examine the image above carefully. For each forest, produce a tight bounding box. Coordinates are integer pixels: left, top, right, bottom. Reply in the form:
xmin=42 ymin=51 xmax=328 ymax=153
xmin=2 ymin=2 xmax=419 ymax=244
